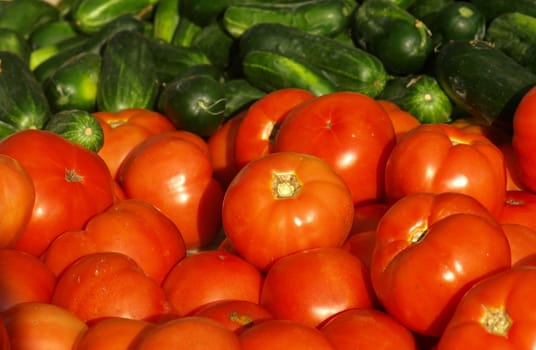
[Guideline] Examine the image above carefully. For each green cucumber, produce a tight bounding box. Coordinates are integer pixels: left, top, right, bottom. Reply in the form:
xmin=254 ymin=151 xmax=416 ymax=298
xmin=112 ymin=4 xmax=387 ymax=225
xmin=42 ymin=52 xmax=101 ymax=113
xmin=435 ymin=40 xmax=536 ymax=127
xmin=44 ymin=109 xmax=104 ymax=152
xmin=170 ymin=64 xmax=225 ymax=82
xmin=0 ymin=0 xmax=60 ymax=39
xmin=171 ymin=17 xmax=202 ymax=47
xmin=179 ymin=0 xmax=233 ymax=26
xmin=469 ymin=0 xmax=536 ymax=22
xmin=29 ymin=35 xmax=88 ymax=72
xmin=224 ymin=78 xmax=265 ymax=120
xmin=0 ymin=28 xmax=31 ymax=62
xmin=408 ymin=0 xmax=455 ymax=27
xmin=29 ymin=20 xmax=79 ymax=50
xmin=97 ymin=30 xmax=159 ymax=112
xmin=223 ymin=0 xmax=351 ymax=38
xmin=351 ymin=0 xmax=433 ymax=75
xmin=239 ymin=23 xmax=388 ymax=97
xmin=0 ymin=51 xmax=51 ymax=138
xmin=378 ymin=74 xmax=452 ymax=123
xmin=153 ymin=0 xmax=181 ymax=43
xmin=192 ymin=20 xmax=237 ymax=70
xmin=429 ymin=1 xmax=486 ymax=46
xmin=242 ymin=49 xmax=338 ymax=96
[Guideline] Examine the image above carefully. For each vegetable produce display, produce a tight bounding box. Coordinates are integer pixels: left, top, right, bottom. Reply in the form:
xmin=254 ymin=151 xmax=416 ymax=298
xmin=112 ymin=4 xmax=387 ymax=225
xmin=3 ymin=0 xmax=536 ymax=348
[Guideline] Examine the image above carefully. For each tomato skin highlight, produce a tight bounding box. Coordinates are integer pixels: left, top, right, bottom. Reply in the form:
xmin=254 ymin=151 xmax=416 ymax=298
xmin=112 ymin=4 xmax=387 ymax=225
xmin=513 ymin=86 xmax=536 ymax=192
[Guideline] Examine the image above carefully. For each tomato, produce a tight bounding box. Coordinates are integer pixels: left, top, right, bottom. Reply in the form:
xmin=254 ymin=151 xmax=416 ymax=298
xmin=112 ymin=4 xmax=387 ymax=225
xmin=2 ymin=302 xmax=87 ymax=350
xmin=118 ymin=130 xmax=224 ymax=249
xmin=378 ymin=100 xmax=421 ymax=142
xmin=51 ymin=252 xmax=170 ymax=323
xmin=239 ymin=319 xmax=335 ymax=350
xmin=0 ymin=130 xmax=115 ymax=256
xmin=131 ymin=316 xmax=242 ymax=350
xmin=342 ymin=229 xmax=376 ymax=270
xmin=512 ymin=85 xmax=536 ymax=192
xmin=260 ymin=247 xmax=375 ymax=328
xmin=384 ymin=123 xmax=507 ymax=217
xmin=497 ymin=190 xmax=536 ymax=232
xmin=222 ymin=151 xmax=354 ymax=271
xmin=351 ymin=202 xmax=390 ymax=234
xmin=320 ymin=308 xmax=418 ymax=350
xmin=74 ymin=317 xmax=153 ymax=350
xmin=371 ymin=192 xmax=511 ymax=336
xmin=498 ymin=142 xmax=526 ymax=191
xmin=450 ymin=116 xmax=511 ymax=146
xmin=42 ymin=199 xmax=186 ymax=283
xmin=274 ymin=91 xmax=396 ymax=205
xmin=0 ymin=155 xmax=34 ymax=248
xmin=0 ymin=248 xmax=56 ymax=312
xmin=0 ymin=318 xmax=8 ymax=350
xmin=192 ymin=299 xmax=273 ymax=333
xmin=163 ymin=250 xmax=264 ymax=316
xmin=94 ymin=108 xmax=176 ymax=179
xmin=437 ymin=265 xmax=536 ymax=349
xmin=501 ymin=223 xmax=536 ymax=265
xmin=234 ymin=88 xmax=314 ymax=170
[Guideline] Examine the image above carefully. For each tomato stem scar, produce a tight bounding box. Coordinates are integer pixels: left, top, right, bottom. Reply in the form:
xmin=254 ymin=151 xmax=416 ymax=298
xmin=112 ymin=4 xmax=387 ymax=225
xmin=272 ymin=172 xmax=301 ymax=199
xmin=481 ymin=305 xmax=511 ymax=336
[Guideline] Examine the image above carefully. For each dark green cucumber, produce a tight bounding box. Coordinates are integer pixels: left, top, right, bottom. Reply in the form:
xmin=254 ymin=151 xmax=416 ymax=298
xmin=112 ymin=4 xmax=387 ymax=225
xmin=42 ymin=52 xmax=101 ymax=113
xmin=469 ymin=0 xmax=536 ymax=22
xmin=223 ymin=0 xmax=351 ymax=38
xmin=485 ymin=12 xmax=536 ymax=74
xmin=0 ymin=0 xmax=60 ymax=39
xmin=157 ymin=74 xmax=226 ymax=137
xmin=0 ymin=28 xmax=31 ymax=62
xmin=242 ymin=49 xmax=338 ymax=96
xmin=171 ymin=17 xmax=203 ymax=47
xmin=429 ymin=1 xmax=486 ymax=46
xmin=378 ymin=74 xmax=452 ymax=123
xmin=435 ymin=40 xmax=536 ymax=127
xmin=408 ymin=0 xmax=455 ymax=27
xmin=170 ymin=64 xmax=225 ymax=82
xmin=179 ymin=0 xmax=233 ymax=26
xmin=191 ymin=21 xmax=237 ymax=70
xmin=29 ymin=20 xmax=78 ymax=50
xmin=351 ymin=0 xmax=433 ymax=75
xmin=223 ymin=78 xmax=265 ymax=120
xmin=152 ymin=0 xmax=181 ymax=43
xmin=97 ymin=30 xmax=159 ymax=112
xmin=44 ymin=109 xmax=104 ymax=152
xmin=239 ymin=23 xmax=388 ymax=97
xmin=0 ymin=51 xmax=51 ymax=138
xmin=30 ymin=35 xmax=88 ymax=72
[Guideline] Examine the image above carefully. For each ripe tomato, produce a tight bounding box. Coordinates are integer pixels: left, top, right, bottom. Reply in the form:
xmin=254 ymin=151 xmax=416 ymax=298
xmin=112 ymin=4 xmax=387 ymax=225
xmin=131 ymin=316 xmax=242 ymax=350
xmin=94 ymin=108 xmax=176 ymax=179
xmin=51 ymin=252 xmax=170 ymax=323
xmin=371 ymin=192 xmax=511 ymax=336
xmin=498 ymin=142 xmax=526 ymax=191
xmin=0 ymin=248 xmax=56 ymax=312
xmin=501 ymin=223 xmax=536 ymax=265
xmin=342 ymin=229 xmax=376 ymax=270
xmin=42 ymin=199 xmax=186 ymax=283
xmin=320 ymin=308 xmax=418 ymax=350
xmin=74 ymin=317 xmax=153 ymax=350
xmin=222 ymin=151 xmax=354 ymax=271
xmin=384 ymin=123 xmax=507 ymax=217
xmin=0 ymin=318 xmax=8 ymax=350
xmin=351 ymin=202 xmax=390 ymax=234
xmin=450 ymin=116 xmax=511 ymax=146
xmin=260 ymin=247 xmax=375 ymax=328
xmin=274 ymin=91 xmax=396 ymax=205
xmin=377 ymin=100 xmax=421 ymax=142
xmin=0 ymin=155 xmax=34 ymax=248
xmin=234 ymin=88 xmax=314 ymax=169
xmin=2 ymin=302 xmax=87 ymax=350
xmin=497 ymin=190 xmax=536 ymax=232
xmin=437 ymin=265 xmax=536 ymax=349
xmin=0 ymin=130 xmax=115 ymax=256
xmin=163 ymin=250 xmax=264 ymax=316
xmin=239 ymin=319 xmax=335 ymax=350
xmin=118 ymin=130 xmax=224 ymax=249
xmin=512 ymin=85 xmax=536 ymax=192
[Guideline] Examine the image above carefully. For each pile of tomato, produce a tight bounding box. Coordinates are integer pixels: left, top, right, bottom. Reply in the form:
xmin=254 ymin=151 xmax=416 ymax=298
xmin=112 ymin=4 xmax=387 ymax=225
xmin=2 ymin=86 xmax=536 ymax=349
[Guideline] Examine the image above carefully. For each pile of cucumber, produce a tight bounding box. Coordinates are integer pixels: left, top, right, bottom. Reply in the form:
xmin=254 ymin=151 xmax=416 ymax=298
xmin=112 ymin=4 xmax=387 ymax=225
xmin=1 ymin=0 xmax=536 ymax=148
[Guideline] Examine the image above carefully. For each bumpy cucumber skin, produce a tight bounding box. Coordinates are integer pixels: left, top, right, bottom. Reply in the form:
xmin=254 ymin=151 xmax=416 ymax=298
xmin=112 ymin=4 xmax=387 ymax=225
xmin=44 ymin=109 xmax=104 ymax=152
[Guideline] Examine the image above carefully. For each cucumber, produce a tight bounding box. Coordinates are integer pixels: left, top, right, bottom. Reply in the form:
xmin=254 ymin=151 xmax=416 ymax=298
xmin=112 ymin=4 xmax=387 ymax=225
xmin=0 ymin=51 xmax=51 ymax=138
xmin=0 ymin=0 xmax=60 ymax=39
xmin=223 ymin=0 xmax=351 ymax=38
xmin=29 ymin=20 xmax=79 ymax=50
xmin=351 ymin=0 xmax=433 ymax=75
xmin=170 ymin=64 xmax=225 ymax=82
xmin=29 ymin=35 xmax=88 ymax=72
xmin=191 ymin=20 xmax=236 ymax=70
xmin=42 ymin=52 xmax=102 ymax=113
xmin=239 ymin=23 xmax=388 ymax=97
xmin=171 ymin=17 xmax=202 ymax=47
xmin=179 ymin=0 xmax=233 ymax=26
xmin=469 ymin=0 xmax=536 ymax=22
xmin=0 ymin=28 xmax=31 ymax=62
xmin=408 ymin=0 xmax=454 ymax=26
xmin=377 ymin=74 xmax=452 ymax=123
xmin=152 ymin=0 xmax=181 ymax=43
xmin=485 ymin=12 xmax=536 ymax=75
xmin=429 ymin=1 xmax=486 ymax=46
xmin=242 ymin=49 xmax=338 ymax=96
xmin=44 ymin=109 xmax=104 ymax=152
xmin=224 ymin=79 xmax=265 ymax=120
xmin=435 ymin=40 xmax=536 ymax=127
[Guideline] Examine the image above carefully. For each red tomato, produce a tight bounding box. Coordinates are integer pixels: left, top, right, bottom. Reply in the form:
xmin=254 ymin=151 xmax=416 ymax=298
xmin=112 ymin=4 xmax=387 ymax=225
xmin=377 ymin=100 xmax=421 ymax=142
xmin=0 ymin=318 xmax=8 ymax=350
xmin=512 ymin=86 xmax=536 ymax=192
xmin=342 ymin=229 xmax=376 ymax=270
xmin=437 ymin=265 xmax=536 ymax=349
xmin=118 ymin=130 xmax=224 ymax=249
xmin=94 ymin=108 xmax=176 ymax=179
xmin=239 ymin=319 xmax=335 ymax=350
xmin=0 ymin=130 xmax=115 ymax=256
xmin=450 ymin=116 xmax=511 ymax=146
xmin=371 ymin=192 xmax=511 ymax=336
xmin=192 ymin=299 xmax=273 ymax=334
xmin=320 ymin=308 xmax=418 ymax=350
xmin=51 ymin=252 xmax=170 ymax=323
xmin=2 ymin=302 xmax=87 ymax=350
xmin=74 ymin=317 xmax=153 ymax=350
xmin=131 ymin=316 xmax=242 ymax=350
xmin=260 ymin=247 xmax=375 ymax=328
xmin=501 ymin=223 xmax=536 ymax=265
xmin=0 ymin=248 xmax=56 ymax=312
xmin=274 ymin=91 xmax=396 ymax=205
xmin=497 ymin=190 xmax=536 ymax=232
xmin=163 ymin=250 xmax=264 ymax=316
xmin=384 ymin=123 xmax=507 ymax=217
xmin=234 ymin=88 xmax=314 ymax=169
xmin=0 ymin=155 xmax=34 ymax=248
xmin=42 ymin=199 xmax=186 ymax=283
xmin=351 ymin=202 xmax=390 ymax=234
xmin=499 ymin=142 xmax=526 ymax=191
xmin=222 ymin=151 xmax=354 ymax=271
